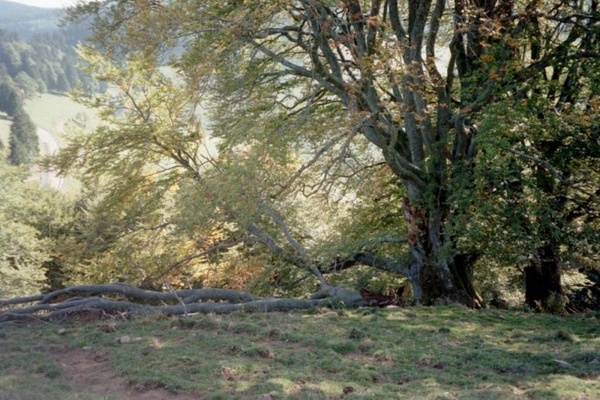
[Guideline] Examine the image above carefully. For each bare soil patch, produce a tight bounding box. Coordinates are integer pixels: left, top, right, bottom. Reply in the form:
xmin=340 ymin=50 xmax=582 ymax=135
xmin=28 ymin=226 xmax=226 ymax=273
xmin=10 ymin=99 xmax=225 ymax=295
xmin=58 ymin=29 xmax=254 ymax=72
xmin=53 ymin=348 xmax=201 ymax=400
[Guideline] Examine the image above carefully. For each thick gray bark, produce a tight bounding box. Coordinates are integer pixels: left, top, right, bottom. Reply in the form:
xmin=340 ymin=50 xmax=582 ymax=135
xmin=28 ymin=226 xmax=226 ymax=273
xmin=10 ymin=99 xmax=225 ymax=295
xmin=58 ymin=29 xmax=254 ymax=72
xmin=0 ymin=284 xmax=367 ymax=323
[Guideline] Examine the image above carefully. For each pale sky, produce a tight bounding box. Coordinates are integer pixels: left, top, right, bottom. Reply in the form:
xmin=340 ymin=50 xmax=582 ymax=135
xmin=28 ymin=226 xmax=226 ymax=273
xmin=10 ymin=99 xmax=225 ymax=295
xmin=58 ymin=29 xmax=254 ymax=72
xmin=6 ymin=0 xmax=76 ymax=8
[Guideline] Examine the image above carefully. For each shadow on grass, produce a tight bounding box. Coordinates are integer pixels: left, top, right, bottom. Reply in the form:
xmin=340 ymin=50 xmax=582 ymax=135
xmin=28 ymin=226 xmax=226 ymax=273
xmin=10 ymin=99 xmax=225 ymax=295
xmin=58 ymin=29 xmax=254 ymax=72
xmin=0 ymin=306 xmax=598 ymax=399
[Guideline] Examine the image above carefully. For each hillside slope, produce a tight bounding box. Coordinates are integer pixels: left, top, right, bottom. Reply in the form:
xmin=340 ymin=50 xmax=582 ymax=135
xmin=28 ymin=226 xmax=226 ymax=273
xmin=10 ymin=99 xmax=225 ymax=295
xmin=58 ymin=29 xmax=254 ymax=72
xmin=0 ymin=0 xmax=61 ymax=38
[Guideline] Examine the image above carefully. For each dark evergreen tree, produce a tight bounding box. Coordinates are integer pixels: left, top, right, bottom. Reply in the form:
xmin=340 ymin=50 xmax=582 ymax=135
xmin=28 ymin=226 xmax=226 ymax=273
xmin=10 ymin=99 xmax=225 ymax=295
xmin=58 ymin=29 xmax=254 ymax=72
xmin=0 ymin=25 xmax=96 ymax=97
xmin=0 ymin=41 xmax=21 ymax=76
xmin=0 ymin=81 xmax=22 ymax=115
xmin=8 ymin=108 xmax=38 ymax=166
xmin=15 ymin=71 xmax=37 ymax=98
xmin=55 ymin=69 xmax=70 ymax=92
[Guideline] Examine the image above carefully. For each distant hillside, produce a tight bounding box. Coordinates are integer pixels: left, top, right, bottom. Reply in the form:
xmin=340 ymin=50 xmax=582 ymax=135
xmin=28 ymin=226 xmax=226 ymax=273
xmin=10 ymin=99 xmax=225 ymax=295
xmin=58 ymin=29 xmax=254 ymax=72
xmin=0 ymin=28 xmax=100 ymax=96
xmin=0 ymin=1 xmax=102 ymax=98
xmin=0 ymin=1 xmax=61 ymax=39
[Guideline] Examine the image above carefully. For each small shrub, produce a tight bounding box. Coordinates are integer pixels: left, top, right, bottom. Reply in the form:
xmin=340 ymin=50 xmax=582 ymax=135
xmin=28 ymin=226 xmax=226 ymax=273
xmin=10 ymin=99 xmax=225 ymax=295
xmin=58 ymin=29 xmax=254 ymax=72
xmin=554 ymin=329 xmax=576 ymax=343
xmin=330 ymin=341 xmax=358 ymax=354
xmin=543 ymin=292 xmax=568 ymax=315
xmin=358 ymin=343 xmax=374 ymax=354
xmin=171 ymin=318 xmax=196 ymax=329
xmin=243 ymin=346 xmax=275 ymax=359
xmin=192 ymin=317 xmax=221 ymax=331
xmin=373 ymin=350 xmax=394 ymax=362
xmin=348 ymin=327 xmax=366 ymax=340
xmin=256 ymin=347 xmax=275 ymax=359
xmin=267 ymin=328 xmax=282 ymax=338
xmin=228 ymin=344 xmax=242 ymax=355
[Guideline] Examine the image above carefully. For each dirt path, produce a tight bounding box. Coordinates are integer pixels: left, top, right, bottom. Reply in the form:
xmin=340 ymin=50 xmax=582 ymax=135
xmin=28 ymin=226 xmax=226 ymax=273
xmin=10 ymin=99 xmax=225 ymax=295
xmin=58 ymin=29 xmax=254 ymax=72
xmin=54 ymin=349 xmax=202 ymax=400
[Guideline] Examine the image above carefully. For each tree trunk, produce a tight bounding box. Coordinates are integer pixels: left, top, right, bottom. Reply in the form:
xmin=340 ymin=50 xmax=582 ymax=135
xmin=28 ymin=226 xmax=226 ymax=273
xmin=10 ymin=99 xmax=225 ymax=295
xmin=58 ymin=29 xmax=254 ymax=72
xmin=524 ymin=244 xmax=562 ymax=310
xmin=449 ymin=253 xmax=483 ymax=308
xmin=418 ymin=259 xmax=455 ymax=305
xmin=43 ymin=257 xmax=66 ymax=292
xmin=404 ymin=198 xmax=480 ymax=306
xmin=569 ymin=268 xmax=600 ymax=311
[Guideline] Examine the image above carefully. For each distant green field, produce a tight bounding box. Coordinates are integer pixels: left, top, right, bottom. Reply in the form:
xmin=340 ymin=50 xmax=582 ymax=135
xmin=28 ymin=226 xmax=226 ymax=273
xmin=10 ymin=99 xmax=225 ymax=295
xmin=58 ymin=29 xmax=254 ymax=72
xmin=25 ymin=93 xmax=99 ymax=136
xmin=0 ymin=117 xmax=9 ymax=148
xmin=0 ymin=94 xmax=95 ymax=194
xmin=0 ymin=93 xmax=98 ymax=151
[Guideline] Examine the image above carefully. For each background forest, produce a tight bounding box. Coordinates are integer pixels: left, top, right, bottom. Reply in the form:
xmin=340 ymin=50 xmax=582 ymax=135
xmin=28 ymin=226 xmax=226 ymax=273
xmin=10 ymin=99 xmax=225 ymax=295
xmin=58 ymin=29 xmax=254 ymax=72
xmin=0 ymin=0 xmax=599 ymax=315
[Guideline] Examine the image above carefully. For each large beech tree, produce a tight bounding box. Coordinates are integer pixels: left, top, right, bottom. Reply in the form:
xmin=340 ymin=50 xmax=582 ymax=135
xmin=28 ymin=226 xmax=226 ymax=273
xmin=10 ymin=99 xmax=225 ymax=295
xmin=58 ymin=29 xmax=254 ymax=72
xmin=63 ymin=0 xmax=598 ymax=306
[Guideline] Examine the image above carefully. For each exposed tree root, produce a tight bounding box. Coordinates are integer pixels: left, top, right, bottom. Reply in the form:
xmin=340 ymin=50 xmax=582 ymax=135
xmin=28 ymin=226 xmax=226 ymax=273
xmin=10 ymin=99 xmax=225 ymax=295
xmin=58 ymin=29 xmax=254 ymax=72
xmin=0 ymin=283 xmax=367 ymax=323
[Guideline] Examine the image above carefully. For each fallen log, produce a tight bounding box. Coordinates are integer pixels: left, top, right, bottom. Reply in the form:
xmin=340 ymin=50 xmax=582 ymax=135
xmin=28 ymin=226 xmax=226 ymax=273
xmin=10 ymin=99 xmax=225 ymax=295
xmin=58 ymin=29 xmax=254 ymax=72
xmin=0 ymin=283 xmax=366 ymax=323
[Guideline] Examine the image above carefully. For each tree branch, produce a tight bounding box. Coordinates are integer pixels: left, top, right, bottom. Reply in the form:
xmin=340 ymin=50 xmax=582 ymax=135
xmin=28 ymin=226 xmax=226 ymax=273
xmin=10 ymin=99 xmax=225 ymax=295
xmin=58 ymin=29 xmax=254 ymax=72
xmin=506 ymin=148 xmax=571 ymax=185
xmin=0 ymin=284 xmax=367 ymax=323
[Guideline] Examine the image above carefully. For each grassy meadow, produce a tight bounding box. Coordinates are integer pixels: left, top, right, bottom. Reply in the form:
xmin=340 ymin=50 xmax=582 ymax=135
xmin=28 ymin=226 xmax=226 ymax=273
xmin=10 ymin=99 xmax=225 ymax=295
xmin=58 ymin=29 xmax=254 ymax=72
xmin=0 ymin=93 xmax=98 ymax=142
xmin=0 ymin=306 xmax=598 ymax=399
xmin=25 ymin=93 xmax=99 ymax=136
xmin=0 ymin=117 xmax=9 ymax=149
xmin=0 ymin=93 xmax=96 ymax=193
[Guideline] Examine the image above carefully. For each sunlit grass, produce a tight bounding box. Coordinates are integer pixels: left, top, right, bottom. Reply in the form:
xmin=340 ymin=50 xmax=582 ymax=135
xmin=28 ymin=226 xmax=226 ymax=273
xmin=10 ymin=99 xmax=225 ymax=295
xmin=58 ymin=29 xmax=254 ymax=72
xmin=1 ymin=306 xmax=599 ymax=399
xmin=24 ymin=93 xmax=99 ymax=136
xmin=0 ymin=117 xmax=10 ymax=147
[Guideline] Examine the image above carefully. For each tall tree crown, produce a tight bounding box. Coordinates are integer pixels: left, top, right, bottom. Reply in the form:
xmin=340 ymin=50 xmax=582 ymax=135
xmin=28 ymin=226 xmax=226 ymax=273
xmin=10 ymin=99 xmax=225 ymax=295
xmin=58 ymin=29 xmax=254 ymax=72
xmin=61 ymin=0 xmax=599 ymax=305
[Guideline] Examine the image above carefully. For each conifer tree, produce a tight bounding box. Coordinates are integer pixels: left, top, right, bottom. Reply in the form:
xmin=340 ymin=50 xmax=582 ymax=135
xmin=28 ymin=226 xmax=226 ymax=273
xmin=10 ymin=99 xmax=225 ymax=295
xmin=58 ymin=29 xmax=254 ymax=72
xmin=0 ymin=81 xmax=22 ymax=116
xmin=8 ymin=108 xmax=38 ymax=166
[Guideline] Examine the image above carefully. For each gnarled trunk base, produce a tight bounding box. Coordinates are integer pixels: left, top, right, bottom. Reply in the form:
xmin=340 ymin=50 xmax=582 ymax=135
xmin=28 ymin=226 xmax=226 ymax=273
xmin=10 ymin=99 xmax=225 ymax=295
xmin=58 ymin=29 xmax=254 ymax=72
xmin=524 ymin=245 xmax=562 ymax=311
xmin=449 ymin=253 xmax=483 ymax=308
xmin=419 ymin=262 xmax=456 ymax=305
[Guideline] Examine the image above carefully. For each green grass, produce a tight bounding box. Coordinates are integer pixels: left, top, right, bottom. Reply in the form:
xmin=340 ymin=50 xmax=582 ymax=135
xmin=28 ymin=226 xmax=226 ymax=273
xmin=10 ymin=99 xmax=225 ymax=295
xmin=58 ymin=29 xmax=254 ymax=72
xmin=24 ymin=93 xmax=99 ymax=136
xmin=0 ymin=94 xmax=94 ymax=193
xmin=0 ymin=117 xmax=9 ymax=149
xmin=0 ymin=93 xmax=98 ymax=143
xmin=0 ymin=306 xmax=599 ymax=399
